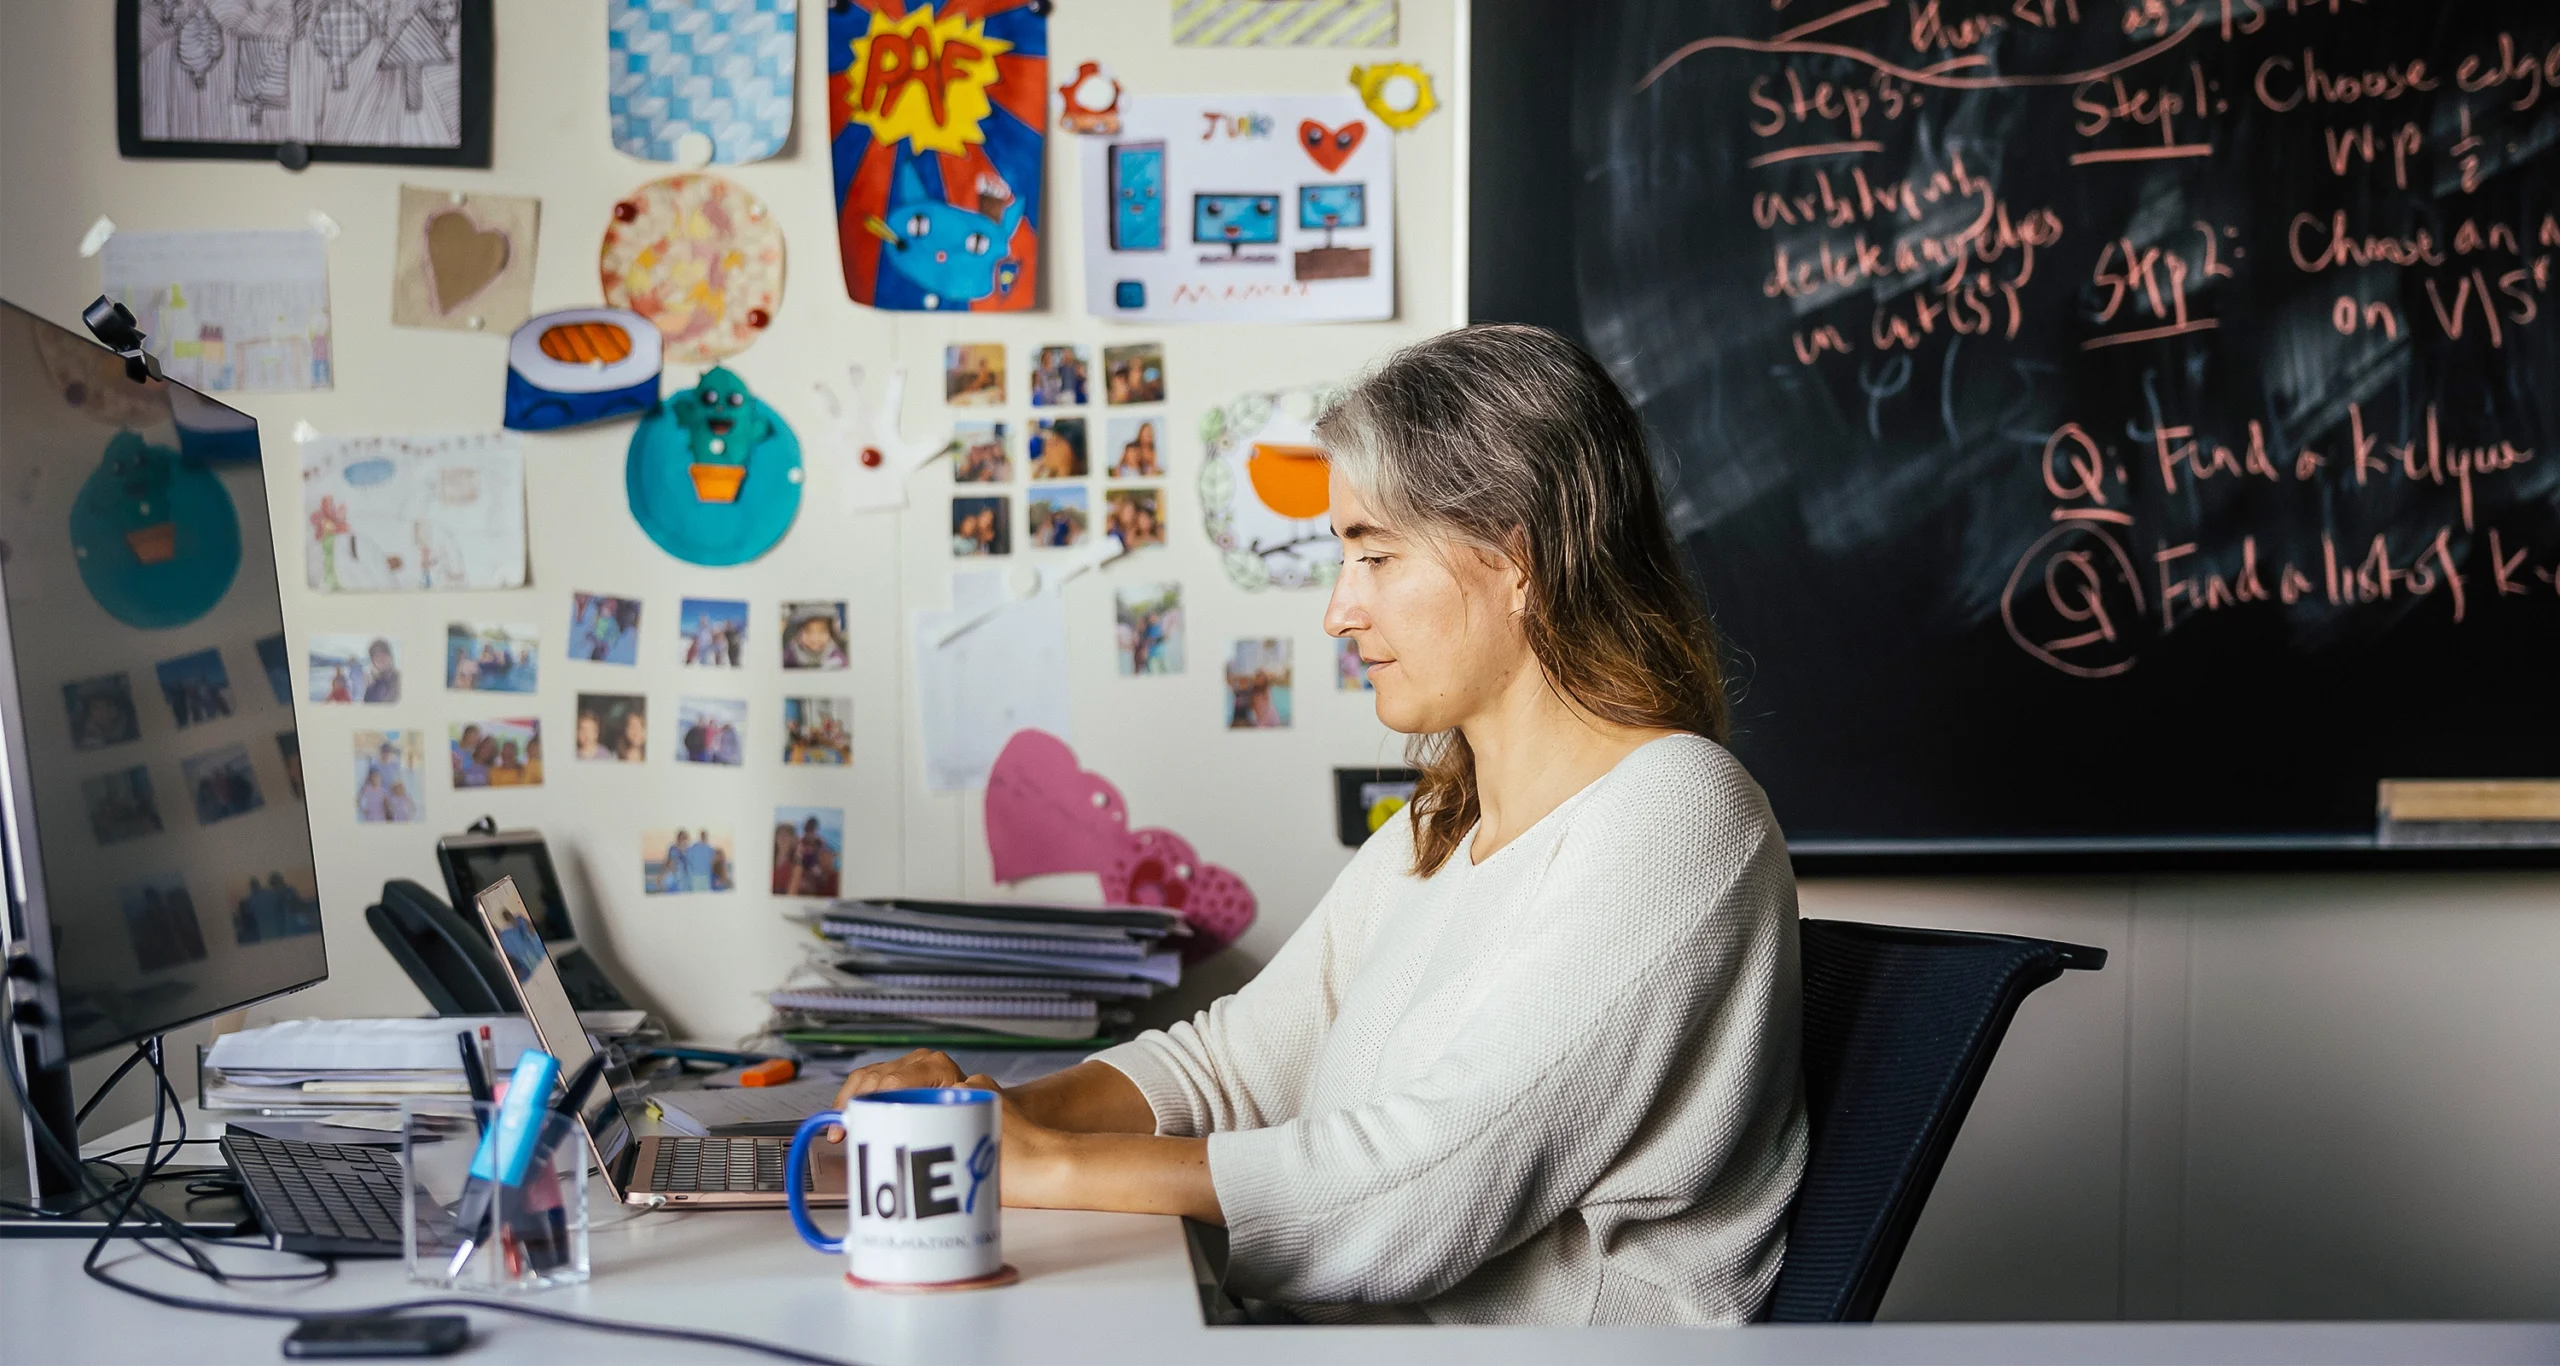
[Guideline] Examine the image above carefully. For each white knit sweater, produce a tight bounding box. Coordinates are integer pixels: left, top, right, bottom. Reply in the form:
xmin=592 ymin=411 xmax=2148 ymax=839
xmin=1094 ymin=734 xmax=1807 ymax=1325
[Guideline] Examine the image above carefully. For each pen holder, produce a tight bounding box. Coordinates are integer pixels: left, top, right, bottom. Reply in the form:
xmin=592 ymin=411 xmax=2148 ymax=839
xmin=403 ymin=1100 xmax=589 ymax=1292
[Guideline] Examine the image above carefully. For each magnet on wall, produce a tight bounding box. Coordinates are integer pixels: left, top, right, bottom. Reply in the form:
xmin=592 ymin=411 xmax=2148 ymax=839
xmin=1350 ymin=62 xmax=1438 ymax=130
xmin=504 ymin=308 xmax=663 ymax=431
xmin=625 ymin=367 xmax=802 ymax=565
xmin=71 ymin=432 xmax=242 ymax=630
xmin=1058 ymin=61 xmax=1120 ymax=135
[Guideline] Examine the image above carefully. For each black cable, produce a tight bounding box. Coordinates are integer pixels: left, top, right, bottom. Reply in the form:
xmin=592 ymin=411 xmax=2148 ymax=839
xmin=72 ymin=1043 xmax=151 ymax=1128
xmin=7 ymin=1022 xmax=872 ymax=1365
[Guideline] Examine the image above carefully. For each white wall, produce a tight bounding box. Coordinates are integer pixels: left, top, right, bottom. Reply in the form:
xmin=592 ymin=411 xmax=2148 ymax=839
xmin=8 ymin=0 xmax=2558 ymax=1324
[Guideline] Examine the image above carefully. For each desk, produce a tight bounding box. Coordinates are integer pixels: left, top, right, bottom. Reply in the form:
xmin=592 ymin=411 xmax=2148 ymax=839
xmin=5 ymin=1109 xmax=2557 ymax=1365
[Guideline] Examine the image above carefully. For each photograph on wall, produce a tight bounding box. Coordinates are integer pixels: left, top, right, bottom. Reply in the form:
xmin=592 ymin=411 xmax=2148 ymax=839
xmin=83 ymin=766 xmax=165 ymax=846
xmin=391 ymin=185 xmax=539 ymax=332
xmin=1337 ymin=636 xmax=1371 ymax=690
xmin=1225 ymin=638 xmax=1293 ymax=729
xmin=643 ymin=827 xmax=736 ymax=894
xmin=120 ymin=872 xmax=208 ymax=973
xmin=675 ymin=697 xmax=747 ymax=766
xmin=308 ymin=634 xmax=402 ymax=703
xmin=678 ymin=597 xmax=749 ymax=667
xmin=353 ymin=730 xmax=425 ymax=824
xmin=771 ymin=805 xmax=844 ymax=897
xmin=1114 ymin=582 xmax=1184 ymax=676
xmin=232 ymin=869 xmax=323 ymax=945
xmin=117 ymin=0 xmax=493 ymax=165
xmin=445 ymin=621 xmax=538 ymax=692
xmin=256 ymin=632 xmax=294 ymax=704
xmin=1106 ymin=415 xmax=1162 ymax=478
xmin=1080 ymin=94 xmax=1393 ymax=324
xmin=1104 ymin=488 xmax=1164 ymax=548
xmin=182 ymin=743 xmax=266 ymax=826
xmin=1027 ymin=486 xmax=1089 ymax=548
xmin=954 ymin=421 xmax=1011 ymax=484
xmin=278 ymin=731 xmax=304 ymax=800
xmin=952 ymin=496 xmax=1010 ymax=556
xmin=944 ymin=344 xmax=1005 ymax=406
xmin=64 ymin=673 xmax=142 ymax=751
xmin=828 ymin=0 xmax=1045 ymax=312
xmin=576 ymin=693 xmax=647 ymax=763
xmin=1104 ymin=343 xmax=1164 ymax=405
xmin=1030 ymin=417 xmax=1086 ymax=480
xmin=1030 ymin=345 xmax=1089 ymax=407
xmin=570 ymin=592 xmax=644 ymax=665
xmin=783 ymin=696 xmax=852 ymax=765
xmin=782 ymin=601 xmax=849 ymax=670
xmin=99 ymin=229 xmax=334 ymax=393
xmin=303 ymin=432 xmax=528 ymax=592
xmin=450 ymin=717 xmax=541 ymax=788
xmin=607 ymin=0 xmax=797 ymax=165
xmin=155 ymin=647 xmax=234 ymax=728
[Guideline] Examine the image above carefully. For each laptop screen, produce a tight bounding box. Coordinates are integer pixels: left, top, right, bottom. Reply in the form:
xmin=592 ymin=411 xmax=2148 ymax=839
xmin=472 ymin=877 xmax=636 ymax=1176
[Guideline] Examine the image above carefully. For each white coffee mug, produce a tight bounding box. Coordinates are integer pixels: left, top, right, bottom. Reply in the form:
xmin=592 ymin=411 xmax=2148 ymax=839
xmin=788 ymin=1087 xmax=1004 ymax=1287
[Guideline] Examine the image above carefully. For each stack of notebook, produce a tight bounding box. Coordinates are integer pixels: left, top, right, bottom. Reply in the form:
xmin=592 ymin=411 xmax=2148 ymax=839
xmin=771 ymin=898 xmax=1188 ymax=1053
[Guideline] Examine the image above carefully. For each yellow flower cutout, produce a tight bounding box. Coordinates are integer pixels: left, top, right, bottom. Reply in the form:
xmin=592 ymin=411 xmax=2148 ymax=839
xmin=1350 ymin=62 xmax=1437 ymax=131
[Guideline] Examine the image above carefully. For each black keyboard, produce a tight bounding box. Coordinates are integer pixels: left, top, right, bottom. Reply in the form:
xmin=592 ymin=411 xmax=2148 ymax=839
xmin=652 ymin=1136 xmax=787 ymax=1194
xmin=221 ymin=1131 xmax=409 ymax=1257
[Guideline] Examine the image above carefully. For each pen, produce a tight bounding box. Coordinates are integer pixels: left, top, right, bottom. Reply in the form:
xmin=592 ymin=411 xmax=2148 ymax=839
xmin=457 ymin=1031 xmax=493 ymax=1120
xmin=446 ymin=1050 xmax=559 ymax=1280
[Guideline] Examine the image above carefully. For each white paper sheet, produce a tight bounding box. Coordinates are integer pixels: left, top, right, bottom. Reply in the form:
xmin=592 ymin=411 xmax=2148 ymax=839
xmin=302 ymin=432 xmax=528 ymax=592
xmin=100 ymin=229 xmax=334 ymax=392
xmin=1080 ymin=93 xmax=1395 ymax=324
xmin=913 ymin=570 xmax=1070 ymax=792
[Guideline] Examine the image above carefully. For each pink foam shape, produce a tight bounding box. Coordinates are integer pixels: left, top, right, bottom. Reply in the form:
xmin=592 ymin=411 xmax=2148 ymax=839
xmin=985 ymin=729 xmax=1258 ymax=961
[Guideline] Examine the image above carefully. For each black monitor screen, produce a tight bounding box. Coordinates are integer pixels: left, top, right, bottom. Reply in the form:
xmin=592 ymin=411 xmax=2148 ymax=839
xmin=0 ymin=299 xmax=321 ymax=1062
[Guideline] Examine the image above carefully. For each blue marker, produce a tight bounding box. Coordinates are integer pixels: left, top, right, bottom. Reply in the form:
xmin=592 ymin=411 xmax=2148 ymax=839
xmin=447 ymin=1050 xmax=559 ymax=1277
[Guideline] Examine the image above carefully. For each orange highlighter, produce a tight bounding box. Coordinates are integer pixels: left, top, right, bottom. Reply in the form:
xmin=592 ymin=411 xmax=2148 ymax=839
xmin=737 ymin=1058 xmax=797 ymax=1088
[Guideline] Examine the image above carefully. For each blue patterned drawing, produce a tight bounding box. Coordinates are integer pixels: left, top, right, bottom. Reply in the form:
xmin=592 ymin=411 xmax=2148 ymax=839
xmin=625 ymin=367 xmax=802 ymax=566
xmin=70 ymin=432 xmax=242 ymax=630
xmin=608 ymin=0 xmax=797 ymax=165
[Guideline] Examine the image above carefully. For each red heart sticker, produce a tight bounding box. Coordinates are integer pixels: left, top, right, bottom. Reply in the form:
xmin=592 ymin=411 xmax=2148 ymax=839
xmin=1298 ymin=119 xmax=1365 ymax=173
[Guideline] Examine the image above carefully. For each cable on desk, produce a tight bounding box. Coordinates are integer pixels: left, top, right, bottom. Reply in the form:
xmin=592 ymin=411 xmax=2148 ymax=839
xmin=5 ymin=1021 xmax=875 ymax=1366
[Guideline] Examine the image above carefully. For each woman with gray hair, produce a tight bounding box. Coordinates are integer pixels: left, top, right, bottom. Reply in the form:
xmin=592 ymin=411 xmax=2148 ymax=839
xmin=834 ymin=325 xmax=1806 ymax=1324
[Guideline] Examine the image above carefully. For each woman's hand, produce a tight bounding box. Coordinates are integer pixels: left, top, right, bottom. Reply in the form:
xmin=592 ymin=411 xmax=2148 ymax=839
xmin=823 ymin=1049 xmax=972 ymax=1143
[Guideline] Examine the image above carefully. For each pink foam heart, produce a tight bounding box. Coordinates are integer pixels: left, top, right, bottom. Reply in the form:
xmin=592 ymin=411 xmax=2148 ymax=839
xmin=984 ymin=730 xmax=1129 ymax=884
xmin=985 ymin=729 xmax=1258 ymax=961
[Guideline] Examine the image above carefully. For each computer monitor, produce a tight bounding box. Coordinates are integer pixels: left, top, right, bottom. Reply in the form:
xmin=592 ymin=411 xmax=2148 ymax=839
xmin=1298 ymin=183 xmax=1366 ymax=231
xmin=1191 ymin=193 xmax=1281 ymax=254
xmin=0 ymin=297 xmax=319 ymax=1205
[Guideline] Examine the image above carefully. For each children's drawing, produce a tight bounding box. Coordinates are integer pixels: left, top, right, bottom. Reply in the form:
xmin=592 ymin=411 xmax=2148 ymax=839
xmin=608 ymin=0 xmax=797 ymax=165
xmin=1199 ymin=385 xmax=1343 ymax=590
xmin=71 ymin=431 xmax=243 ymax=629
xmin=121 ymin=0 xmax=492 ymax=163
xmin=1170 ymin=0 xmax=1396 ymax=48
xmin=599 ymin=173 xmax=784 ymax=364
xmin=302 ymin=432 xmax=527 ymax=592
xmin=1081 ymin=94 xmax=1393 ymax=323
xmin=99 ymin=229 xmax=333 ymax=393
xmin=392 ymin=185 xmax=538 ymax=331
xmin=504 ymin=308 xmax=663 ymax=432
xmin=625 ymin=368 xmax=803 ymax=565
xmin=828 ymin=0 xmax=1046 ymax=313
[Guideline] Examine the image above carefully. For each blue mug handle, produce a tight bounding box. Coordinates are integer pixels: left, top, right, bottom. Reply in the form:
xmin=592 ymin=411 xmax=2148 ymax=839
xmin=785 ymin=1111 xmax=843 ymax=1254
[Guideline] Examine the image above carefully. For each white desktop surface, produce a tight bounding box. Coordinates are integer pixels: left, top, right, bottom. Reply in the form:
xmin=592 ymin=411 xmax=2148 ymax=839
xmin=4 ymin=1108 xmax=2557 ymax=1365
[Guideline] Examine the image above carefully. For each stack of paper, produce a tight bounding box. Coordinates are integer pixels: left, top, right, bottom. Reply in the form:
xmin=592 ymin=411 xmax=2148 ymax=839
xmin=771 ymin=898 xmax=1186 ymax=1052
xmin=202 ymin=1016 xmax=541 ymax=1113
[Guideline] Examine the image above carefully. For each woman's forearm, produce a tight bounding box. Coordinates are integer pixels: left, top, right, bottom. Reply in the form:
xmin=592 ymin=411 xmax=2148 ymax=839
xmin=1005 ymin=1060 xmax=1159 ymax=1134
xmin=1009 ymin=1129 xmax=1223 ymax=1224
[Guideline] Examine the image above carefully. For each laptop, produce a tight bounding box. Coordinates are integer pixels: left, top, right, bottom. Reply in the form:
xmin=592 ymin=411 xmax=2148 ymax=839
xmin=472 ymin=876 xmax=846 ymax=1208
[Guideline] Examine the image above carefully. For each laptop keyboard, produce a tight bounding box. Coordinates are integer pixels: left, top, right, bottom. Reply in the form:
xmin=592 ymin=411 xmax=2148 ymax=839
xmin=652 ymin=1136 xmax=787 ymax=1194
xmin=222 ymin=1131 xmax=408 ymax=1254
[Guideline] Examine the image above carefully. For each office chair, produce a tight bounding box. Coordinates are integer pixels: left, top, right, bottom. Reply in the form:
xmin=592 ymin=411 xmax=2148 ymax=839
xmin=1764 ymin=919 xmax=2106 ymax=1323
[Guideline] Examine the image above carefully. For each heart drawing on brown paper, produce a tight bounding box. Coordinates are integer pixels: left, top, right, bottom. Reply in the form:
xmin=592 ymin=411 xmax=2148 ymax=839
xmin=423 ymin=207 xmax=511 ymax=315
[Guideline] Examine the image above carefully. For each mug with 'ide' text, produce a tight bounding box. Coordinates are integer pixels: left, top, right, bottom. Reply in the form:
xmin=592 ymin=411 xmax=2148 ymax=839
xmin=787 ymin=1088 xmax=1014 ymax=1290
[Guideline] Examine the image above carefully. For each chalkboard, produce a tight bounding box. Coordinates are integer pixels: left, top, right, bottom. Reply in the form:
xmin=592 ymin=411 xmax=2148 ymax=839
xmin=1471 ymin=0 xmax=2560 ymax=867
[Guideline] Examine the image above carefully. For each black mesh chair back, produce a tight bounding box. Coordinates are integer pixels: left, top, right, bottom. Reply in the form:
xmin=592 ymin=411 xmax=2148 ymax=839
xmin=1765 ymin=919 xmax=2106 ymax=1323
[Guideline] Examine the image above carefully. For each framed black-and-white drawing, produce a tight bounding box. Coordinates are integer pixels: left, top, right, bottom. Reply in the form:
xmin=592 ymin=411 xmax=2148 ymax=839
xmin=117 ymin=0 xmax=493 ymax=168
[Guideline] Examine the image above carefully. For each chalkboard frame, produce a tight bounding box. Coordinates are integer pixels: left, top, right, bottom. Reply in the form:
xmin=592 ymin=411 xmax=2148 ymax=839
xmin=1467 ymin=0 xmax=2560 ymax=875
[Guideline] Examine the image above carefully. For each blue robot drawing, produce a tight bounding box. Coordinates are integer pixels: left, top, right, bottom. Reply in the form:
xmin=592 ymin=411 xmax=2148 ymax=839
xmin=862 ymin=161 xmax=1024 ymax=311
xmin=1193 ymin=193 xmax=1281 ymax=262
